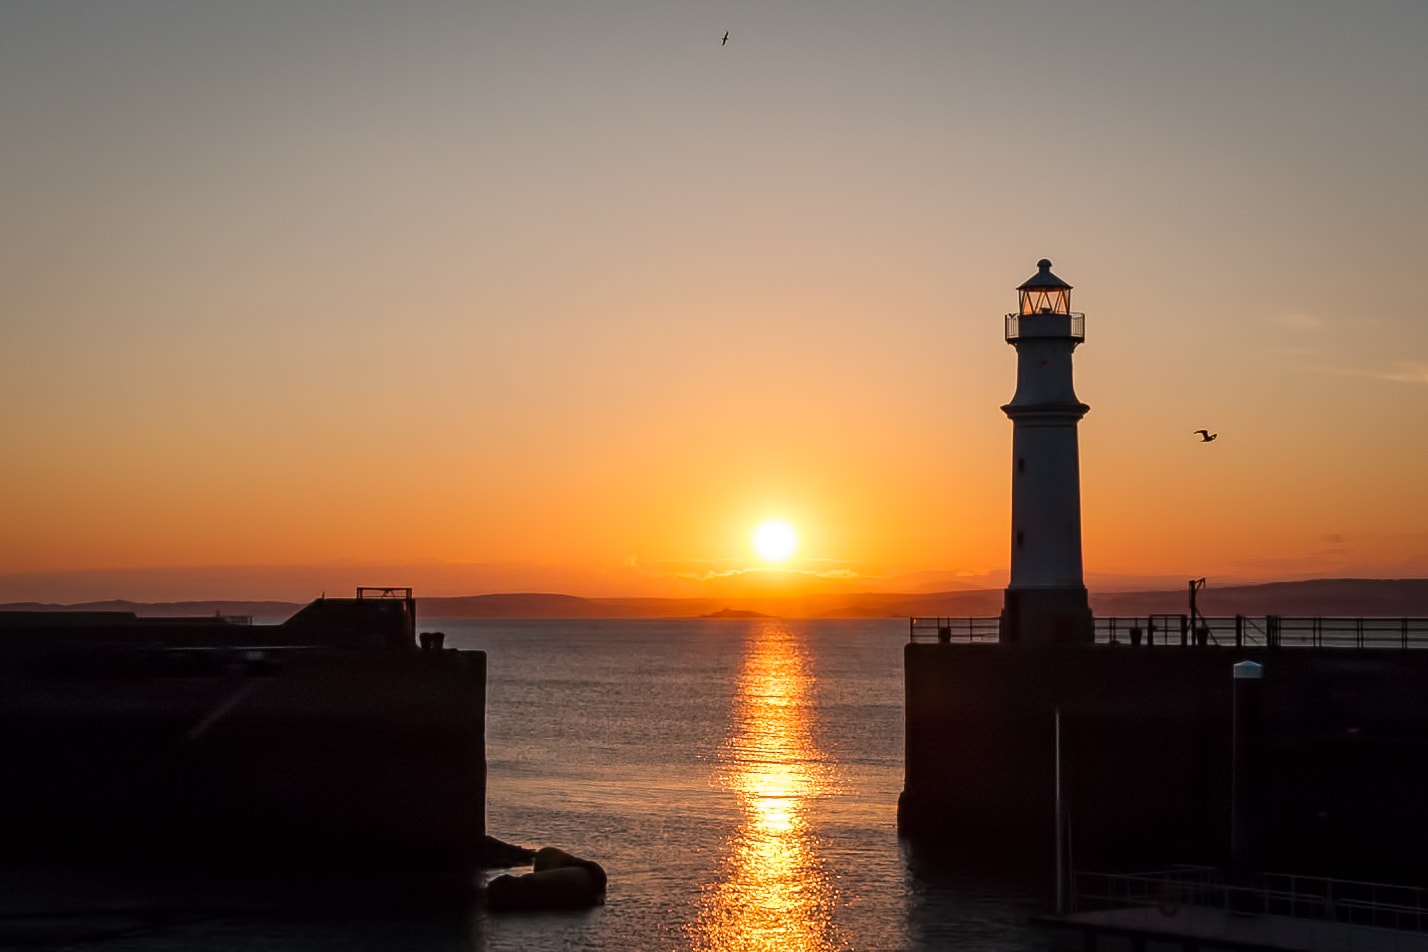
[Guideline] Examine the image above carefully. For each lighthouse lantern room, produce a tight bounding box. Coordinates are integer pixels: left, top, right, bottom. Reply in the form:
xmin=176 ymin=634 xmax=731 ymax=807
xmin=1018 ymin=265 xmax=1071 ymax=315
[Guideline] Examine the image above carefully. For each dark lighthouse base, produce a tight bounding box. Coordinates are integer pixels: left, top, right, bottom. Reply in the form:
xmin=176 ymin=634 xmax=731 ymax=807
xmin=999 ymin=586 xmax=1094 ymax=645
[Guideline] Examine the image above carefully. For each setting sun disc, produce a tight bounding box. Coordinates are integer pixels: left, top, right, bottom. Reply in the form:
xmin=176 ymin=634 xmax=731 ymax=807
xmin=753 ymin=520 xmax=798 ymax=563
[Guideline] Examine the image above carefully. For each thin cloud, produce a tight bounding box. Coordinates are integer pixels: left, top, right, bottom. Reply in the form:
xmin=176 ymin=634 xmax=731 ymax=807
xmin=690 ymin=566 xmax=866 ymax=582
xmin=629 ymin=555 xmax=868 ymax=583
xmin=1303 ymin=360 xmax=1428 ymax=384
xmin=810 ymin=567 xmax=861 ymax=580
xmin=1377 ymin=362 xmax=1428 ymax=384
xmin=1276 ymin=313 xmax=1323 ymax=331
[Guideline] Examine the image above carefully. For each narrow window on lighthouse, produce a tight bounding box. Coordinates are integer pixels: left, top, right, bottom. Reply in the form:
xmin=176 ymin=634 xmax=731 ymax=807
xmin=1016 ymin=530 xmax=1025 ymax=549
xmin=1017 ymin=457 xmax=1026 ymax=474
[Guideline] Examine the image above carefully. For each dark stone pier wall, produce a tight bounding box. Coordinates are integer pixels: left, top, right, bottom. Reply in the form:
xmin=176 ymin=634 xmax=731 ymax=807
xmin=0 ymin=649 xmax=488 ymax=867
xmin=900 ymin=643 xmax=1428 ymax=883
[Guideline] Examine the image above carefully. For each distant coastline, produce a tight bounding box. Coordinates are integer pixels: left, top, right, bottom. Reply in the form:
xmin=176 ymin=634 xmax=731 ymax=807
xmin=700 ymin=607 xmax=773 ymax=619
xmin=4 ymin=578 xmax=1427 ymax=621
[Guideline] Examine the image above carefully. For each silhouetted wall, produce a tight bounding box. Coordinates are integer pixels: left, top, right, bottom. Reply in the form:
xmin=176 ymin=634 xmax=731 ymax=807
xmin=900 ymin=643 xmax=1428 ymax=883
xmin=0 ymin=648 xmax=487 ymax=868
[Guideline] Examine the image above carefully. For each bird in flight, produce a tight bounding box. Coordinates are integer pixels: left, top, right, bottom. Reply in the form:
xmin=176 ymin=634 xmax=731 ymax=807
xmin=1194 ymin=429 xmax=1217 ymax=442
xmin=722 ymin=31 xmax=729 ymax=46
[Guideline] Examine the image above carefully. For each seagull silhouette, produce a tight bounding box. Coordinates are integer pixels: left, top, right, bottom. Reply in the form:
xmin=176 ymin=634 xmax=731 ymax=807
xmin=721 ymin=31 xmax=729 ymax=46
xmin=1194 ymin=429 xmax=1217 ymax=442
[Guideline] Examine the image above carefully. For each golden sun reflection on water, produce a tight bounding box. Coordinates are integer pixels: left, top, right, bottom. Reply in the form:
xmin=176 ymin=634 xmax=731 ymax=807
xmin=690 ymin=622 xmax=845 ymax=952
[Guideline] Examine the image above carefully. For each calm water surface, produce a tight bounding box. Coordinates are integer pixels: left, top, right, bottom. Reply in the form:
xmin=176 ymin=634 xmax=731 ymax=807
xmin=0 ymin=618 xmax=1051 ymax=951
xmin=459 ymin=618 xmax=1051 ymax=952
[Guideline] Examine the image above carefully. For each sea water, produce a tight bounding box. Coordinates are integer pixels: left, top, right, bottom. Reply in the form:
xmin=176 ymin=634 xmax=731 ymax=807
xmin=460 ymin=617 xmax=1050 ymax=952
xmin=0 ymin=618 xmax=1051 ymax=951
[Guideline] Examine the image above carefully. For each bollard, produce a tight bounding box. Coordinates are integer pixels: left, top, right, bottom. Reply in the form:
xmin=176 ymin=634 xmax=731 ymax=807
xmin=1231 ymin=660 xmax=1263 ymax=881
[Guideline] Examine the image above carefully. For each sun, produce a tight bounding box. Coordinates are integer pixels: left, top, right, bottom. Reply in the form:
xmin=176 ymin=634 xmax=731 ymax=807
xmin=752 ymin=519 xmax=798 ymax=563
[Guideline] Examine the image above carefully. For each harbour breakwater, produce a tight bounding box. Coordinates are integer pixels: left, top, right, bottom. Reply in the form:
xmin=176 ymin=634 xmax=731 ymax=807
xmin=899 ymin=637 xmax=1428 ymax=884
xmin=0 ymin=592 xmax=489 ymax=870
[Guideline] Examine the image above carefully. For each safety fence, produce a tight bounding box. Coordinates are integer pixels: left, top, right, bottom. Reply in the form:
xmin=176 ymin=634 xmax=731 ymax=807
xmin=909 ymin=615 xmax=1428 ymax=648
xmin=1071 ymin=866 xmax=1428 ymax=935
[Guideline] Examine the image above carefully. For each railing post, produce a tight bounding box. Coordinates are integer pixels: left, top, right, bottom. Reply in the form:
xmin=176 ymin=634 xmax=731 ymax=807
xmin=1235 ymin=614 xmax=1243 ymax=648
xmin=1180 ymin=615 xmax=1188 ymax=647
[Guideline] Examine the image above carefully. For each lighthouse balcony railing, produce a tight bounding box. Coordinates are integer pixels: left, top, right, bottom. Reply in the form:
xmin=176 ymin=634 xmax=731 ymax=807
xmin=910 ymin=615 xmax=1428 ymax=648
xmin=1004 ymin=312 xmax=1085 ymax=342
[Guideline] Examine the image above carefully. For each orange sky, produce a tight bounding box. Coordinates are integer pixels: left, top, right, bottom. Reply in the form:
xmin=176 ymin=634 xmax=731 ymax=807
xmin=4 ymin=3 xmax=1428 ymax=602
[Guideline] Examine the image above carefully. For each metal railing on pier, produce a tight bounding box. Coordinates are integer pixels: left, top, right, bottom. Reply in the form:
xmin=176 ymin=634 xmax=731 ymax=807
xmin=1071 ymin=866 xmax=1428 ymax=935
xmin=909 ymin=615 xmax=1428 ymax=648
xmin=908 ymin=617 xmax=1002 ymax=643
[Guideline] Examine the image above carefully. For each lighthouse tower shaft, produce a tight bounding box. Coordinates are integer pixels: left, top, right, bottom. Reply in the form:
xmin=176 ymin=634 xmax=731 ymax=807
xmin=999 ymin=260 xmax=1094 ymax=645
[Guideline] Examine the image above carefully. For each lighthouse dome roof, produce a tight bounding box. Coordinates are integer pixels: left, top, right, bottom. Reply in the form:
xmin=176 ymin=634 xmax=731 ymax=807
xmin=1017 ymin=258 xmax=1072 ymax=292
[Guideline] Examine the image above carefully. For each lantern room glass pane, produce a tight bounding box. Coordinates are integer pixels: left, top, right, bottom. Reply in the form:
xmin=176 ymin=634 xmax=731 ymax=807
xmin=1019 ymin=288 xmax=1070 ymax=316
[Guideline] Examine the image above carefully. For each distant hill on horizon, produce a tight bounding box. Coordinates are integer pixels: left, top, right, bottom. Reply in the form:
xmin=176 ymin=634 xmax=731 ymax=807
xmin=6 ymin=578 xmax=1427 ymax=621
xmin=1092 ymin=578 xmax=1428 ymax=618
xmin=0 ymin=598 xmax=303 ymax=619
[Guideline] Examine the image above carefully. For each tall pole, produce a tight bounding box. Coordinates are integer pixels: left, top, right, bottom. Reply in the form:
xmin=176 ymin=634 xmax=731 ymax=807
xmin=1055 ymin=704 xmax=1064 ymax=915
xmin=1189 ymin=577 xmax=1206 ymax=642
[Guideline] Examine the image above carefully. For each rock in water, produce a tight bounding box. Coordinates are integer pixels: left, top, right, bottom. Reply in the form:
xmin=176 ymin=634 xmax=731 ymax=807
xmin=485 ymin=847 xmax=607 ymax=912
xmin=532 ymin=846 xmax=607 ymax=892
xmin=478 ymin=834 xmax=536 ymax=869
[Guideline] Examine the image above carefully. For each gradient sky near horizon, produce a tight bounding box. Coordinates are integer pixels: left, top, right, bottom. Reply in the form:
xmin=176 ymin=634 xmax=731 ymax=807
xmin=4 ymin=1 xmax=1428 ymax=602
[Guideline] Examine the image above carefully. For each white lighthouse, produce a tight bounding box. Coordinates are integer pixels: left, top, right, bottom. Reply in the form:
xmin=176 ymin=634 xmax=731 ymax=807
xmin=999 ymin=259 xmax=1094 ymax=644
